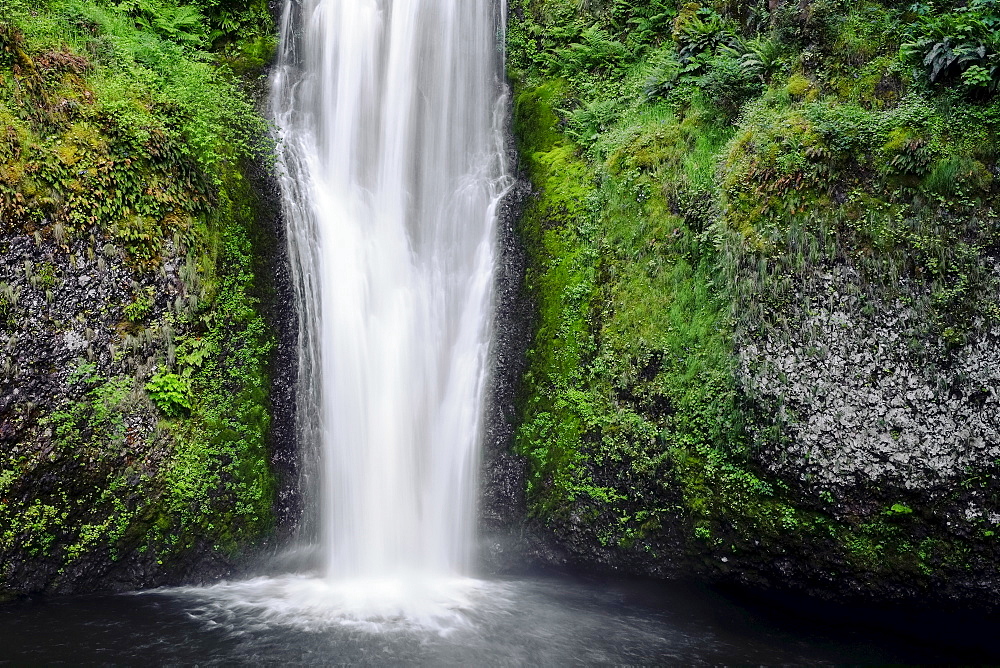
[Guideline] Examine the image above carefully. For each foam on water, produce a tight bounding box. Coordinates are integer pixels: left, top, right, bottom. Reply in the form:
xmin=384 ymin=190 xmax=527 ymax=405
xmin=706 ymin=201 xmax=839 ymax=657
xmin=161 ymin=575 xmax=510 ymax=635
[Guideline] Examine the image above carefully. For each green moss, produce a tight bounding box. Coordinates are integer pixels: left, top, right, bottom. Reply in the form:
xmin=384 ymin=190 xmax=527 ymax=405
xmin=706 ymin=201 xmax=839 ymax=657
xmin=785 ymin=73 xmax=813 ymax=97
xmin=509 ymin=0 xmax=1000 ymax=592
xmin=511 ymin=9 xmax=748 ymax=547
xmin=0 ymin=0 xmax=278 ymax=586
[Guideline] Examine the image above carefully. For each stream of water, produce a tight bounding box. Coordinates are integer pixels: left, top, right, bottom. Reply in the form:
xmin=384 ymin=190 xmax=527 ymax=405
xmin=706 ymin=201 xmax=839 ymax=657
xmin=270 ymin=0 xmax=508 ymax=610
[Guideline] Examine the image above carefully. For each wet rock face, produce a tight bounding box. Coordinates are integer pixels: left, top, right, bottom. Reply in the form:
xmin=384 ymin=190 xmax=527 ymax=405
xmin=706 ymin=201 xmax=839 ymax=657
xmin=251 ymin=151 xmax=301 ymax=545
xmin=0 ymin=230 xmax=174 ymax=441
xmin=739 ymin=265 xmax=1000 ymax=494
xmin=733 ymin=264 xmax=1000 ymax=608
xmin=0 ymin=151 xmax=292 ymax=597
xmin=0 ymin=0 xmax=291 ymax=597
xmin=478 ymin=132 xmax=531 ymax=572
xmin=0 ymin=228 xmax=193 ymax=594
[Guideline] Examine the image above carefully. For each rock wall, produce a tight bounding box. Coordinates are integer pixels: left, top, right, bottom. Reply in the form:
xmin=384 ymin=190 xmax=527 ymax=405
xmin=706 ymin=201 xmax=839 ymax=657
xmin=503 ymin=0 xmax=1000 ymax=608
xmin=0 ymin=0 xmax=288 ymax=597
xmin=741 ymin=266 xmax=1000 ymax=491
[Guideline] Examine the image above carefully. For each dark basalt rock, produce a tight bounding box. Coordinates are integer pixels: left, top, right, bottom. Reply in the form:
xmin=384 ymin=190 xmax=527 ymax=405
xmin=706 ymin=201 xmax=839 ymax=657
xmin=0 ymin=140 xmax=294 ymax=600
xmin=0 ymin=227 xmax=197 ymax=595
xmin=246 ymin=140 xmax=302 ymax=546
xmin=478 ymin=97 xmax=532 ymax=574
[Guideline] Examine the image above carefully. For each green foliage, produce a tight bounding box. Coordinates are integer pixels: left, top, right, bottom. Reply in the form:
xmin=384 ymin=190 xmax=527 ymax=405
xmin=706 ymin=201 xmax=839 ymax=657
xmin=47 ymin=364 xmax=132 ymax=451
xmin=643 ymin=6 xmax=758 ymax=104
xmin=0 ymin=0 xmax=273 ymax=247
xmin=699 ymin=52 xmax=764 ymax=119
xmin=0 ymin=0 xmax=276 ymax=584
xmin=673 ymin=5 xmax=740 ymax=65
xmin=739 ymin=35 xmax=786 ymax=82
xmin=1 ymin=367 xmax=141 ymax=565
xmin=546 ymin=25 xmax=629 ymax=76
xmin=771 ymin=0 xmax=845 ymax=49
xmin=146 ymin=370 xmax=192 ymax=416
xmin=720 ymin=91 xmax=999 ymax=342
xmin=116 ymin=0 xmax=209 ymax=47
xmin=0 ymin=281 xmax=19 ymax=325
xmin=509 ymin=0 xmax=1000 ymax=587
xmin=124 ymin=286 xmax=154 ymax=322
xmin=510 ymin=6 xmax=751 ymax=544
xmin=901 ymin=1 xmax=1000 ymax=94
xmin=159 ymin=172 xmax=276 ymax=547
xmin=642 ymin=50 xmax=683 ymax=99
xmin=886 ymin=502 xmax=914 ymax=515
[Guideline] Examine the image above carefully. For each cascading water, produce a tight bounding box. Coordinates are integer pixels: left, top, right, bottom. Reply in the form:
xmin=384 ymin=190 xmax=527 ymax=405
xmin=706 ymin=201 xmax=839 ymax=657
xmin=157 ymin=0 xmax=511 ymax=632
xmin=243 ymin=0 xmax=511 ymax=622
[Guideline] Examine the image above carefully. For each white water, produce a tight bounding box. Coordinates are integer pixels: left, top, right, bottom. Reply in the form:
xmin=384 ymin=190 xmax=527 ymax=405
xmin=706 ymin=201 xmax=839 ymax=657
xmin=259 ymin=0 xmax=510 ymax=624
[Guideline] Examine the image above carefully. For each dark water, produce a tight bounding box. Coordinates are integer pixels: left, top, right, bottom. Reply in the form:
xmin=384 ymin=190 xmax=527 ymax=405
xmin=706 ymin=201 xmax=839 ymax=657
xmin=2 ymin=573 xmax=997 ymax=665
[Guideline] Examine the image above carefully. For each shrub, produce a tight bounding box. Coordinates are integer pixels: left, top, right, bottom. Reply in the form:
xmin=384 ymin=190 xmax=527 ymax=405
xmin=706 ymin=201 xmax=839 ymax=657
xmin=673 ymin=5 xmax=741 ymax=70
xmin=546 ymin=25 xmax=629 ymax=77
xmin=644 ymin=50 xmax=683 ymax=99
xmin=772 ymin=0 xmax=845 ymax=49
xmin=700 ymin=54 xmax=764 ymax=119
xmin=566 ymin=97 xmax=620 ymax=144
xmin=124 ymin=287 xmax=155 ymax=322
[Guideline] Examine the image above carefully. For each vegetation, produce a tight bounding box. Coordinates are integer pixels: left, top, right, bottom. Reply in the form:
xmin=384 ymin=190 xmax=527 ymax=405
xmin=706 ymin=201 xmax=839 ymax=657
xmin=509 ymin=0 xmax=999 ymax=592
xmin=0 ymin=0 xmax=278 ymax=591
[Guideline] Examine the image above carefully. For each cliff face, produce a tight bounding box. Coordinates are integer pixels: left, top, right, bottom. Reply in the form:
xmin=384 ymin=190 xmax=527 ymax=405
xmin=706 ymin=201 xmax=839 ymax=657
xmin=506 ymin=0 xmax=1000 ymax=606
xmin=0 ymin=0 xmax=287 ymax=597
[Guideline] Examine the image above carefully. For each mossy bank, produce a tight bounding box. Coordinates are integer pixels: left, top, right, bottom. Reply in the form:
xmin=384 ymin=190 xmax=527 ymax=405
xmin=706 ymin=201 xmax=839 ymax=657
xmin=507 ymin=0 xmax=1000 ymax=608
xmin=0 ymin=0 xmax=288 ymax=596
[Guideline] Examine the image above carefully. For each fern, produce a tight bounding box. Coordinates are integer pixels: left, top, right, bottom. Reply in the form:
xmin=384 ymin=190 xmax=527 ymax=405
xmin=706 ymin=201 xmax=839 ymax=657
xmin=901 ymin=4 xmax=1000 ymax=94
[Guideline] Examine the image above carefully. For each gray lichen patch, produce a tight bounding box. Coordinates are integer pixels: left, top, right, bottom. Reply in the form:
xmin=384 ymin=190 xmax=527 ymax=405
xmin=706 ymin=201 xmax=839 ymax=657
xmin=740 ymin=266 xmax=1000 ymax=491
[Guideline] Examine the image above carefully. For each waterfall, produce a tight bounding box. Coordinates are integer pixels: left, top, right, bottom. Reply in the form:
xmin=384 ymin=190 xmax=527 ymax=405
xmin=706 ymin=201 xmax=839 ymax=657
xmin=270 ymin=0 xmax=510 ymax=594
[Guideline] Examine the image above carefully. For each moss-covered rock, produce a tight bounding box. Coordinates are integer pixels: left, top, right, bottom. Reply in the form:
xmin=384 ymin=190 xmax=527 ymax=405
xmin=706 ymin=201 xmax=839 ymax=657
xmin=507 ymin=0 xmax=1000 ymax=608
xmin=0 ymin=0 xmax=284 ymax=596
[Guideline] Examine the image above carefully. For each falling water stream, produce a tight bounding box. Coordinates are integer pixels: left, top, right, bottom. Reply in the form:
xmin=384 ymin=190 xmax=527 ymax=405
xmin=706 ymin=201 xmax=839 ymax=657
xmin=149 ymin=0 xmax=514 ymax=630
xmin=269 ymin=0 xmax=509 ymax=611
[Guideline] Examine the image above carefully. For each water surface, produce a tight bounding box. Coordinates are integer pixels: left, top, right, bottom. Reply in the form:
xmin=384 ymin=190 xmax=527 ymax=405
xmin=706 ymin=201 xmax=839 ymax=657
xmin=3 ymin=573 xmax=995 ymax=665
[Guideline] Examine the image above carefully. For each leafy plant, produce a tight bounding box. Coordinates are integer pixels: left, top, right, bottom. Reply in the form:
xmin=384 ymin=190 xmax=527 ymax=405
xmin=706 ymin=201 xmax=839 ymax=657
xmin=565 ymin=97 xmax=620 ymax=144
xmin=901 ymin=3 xmax=1000 ymax=94
xmin=673 ymin=6 xmax=740 ymax=70
xmin=886 ymin=503 xmax=914 ymax=515
xmin=146 ymin=369 xmax=191 ymax=417
xmin=117 ymin=0 xmax=208 ymax=48
xmin=771 ymin=0 xmax=845 ymax=49
xmin=0 ymin=0 xmax=277 ymax=581
xmin=738 ymin=35 xmax=786 ymax=83
xmin=546 ymin=24 xmax=629 ymax=76
xmin=699 ymin=54 xmax=764 ymax=120
xmin=124 ymin=286 xmax=154 ymax=322
xmin=0 ymin=281 xmax=19 ymax=325
xmin=643 ymin=51 xmax=682 ymax=99
xmin=626 ymin=1 xmax=674 ymax=45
